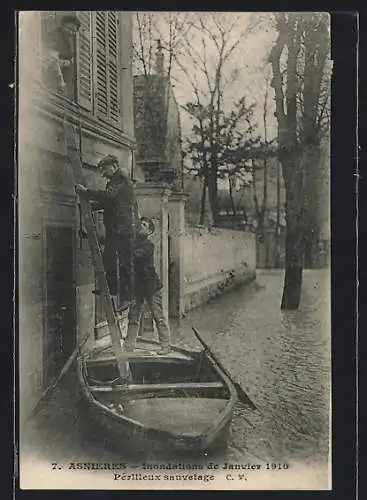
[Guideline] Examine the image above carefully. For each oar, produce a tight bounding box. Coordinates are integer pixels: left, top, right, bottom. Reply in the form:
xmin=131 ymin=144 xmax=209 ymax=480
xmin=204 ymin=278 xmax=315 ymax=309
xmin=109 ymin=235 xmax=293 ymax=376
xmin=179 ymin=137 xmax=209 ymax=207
xmin=192 ymin=327 xmax=258 ymax=411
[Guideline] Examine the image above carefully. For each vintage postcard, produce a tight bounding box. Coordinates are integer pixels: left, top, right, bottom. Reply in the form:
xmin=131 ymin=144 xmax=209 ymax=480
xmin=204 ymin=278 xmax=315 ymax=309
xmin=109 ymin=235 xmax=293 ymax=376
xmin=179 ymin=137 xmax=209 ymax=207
xmin=17 ymin=11 xmax=333 ymax=490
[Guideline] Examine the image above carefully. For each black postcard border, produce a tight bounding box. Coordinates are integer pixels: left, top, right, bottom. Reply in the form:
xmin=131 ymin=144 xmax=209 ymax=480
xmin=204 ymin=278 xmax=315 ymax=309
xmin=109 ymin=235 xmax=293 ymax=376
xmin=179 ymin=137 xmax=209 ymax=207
xmin=5 ymin=7 xmax=360 ymax=500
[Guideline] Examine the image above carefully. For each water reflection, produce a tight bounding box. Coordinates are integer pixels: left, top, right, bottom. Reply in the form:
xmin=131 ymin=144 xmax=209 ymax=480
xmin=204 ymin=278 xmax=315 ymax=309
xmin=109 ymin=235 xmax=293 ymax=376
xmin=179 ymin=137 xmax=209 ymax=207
xmin=173 ymin=269 xmax=331 ymax=465
xmin=23 ymin=270 xmax=331 ymax=469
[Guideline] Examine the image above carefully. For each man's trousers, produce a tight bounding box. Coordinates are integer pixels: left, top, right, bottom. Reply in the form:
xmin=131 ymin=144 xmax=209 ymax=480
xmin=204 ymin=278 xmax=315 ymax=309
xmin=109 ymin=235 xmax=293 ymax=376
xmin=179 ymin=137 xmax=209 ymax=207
xmin=103 ymin=234 xmax=134 ymax=304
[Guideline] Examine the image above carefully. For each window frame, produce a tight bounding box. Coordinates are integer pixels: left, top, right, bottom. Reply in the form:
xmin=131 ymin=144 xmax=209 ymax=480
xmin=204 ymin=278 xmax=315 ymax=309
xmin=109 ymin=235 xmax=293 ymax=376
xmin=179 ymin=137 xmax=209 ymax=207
xmin=38 ymin=11 xmax=123 ymax=131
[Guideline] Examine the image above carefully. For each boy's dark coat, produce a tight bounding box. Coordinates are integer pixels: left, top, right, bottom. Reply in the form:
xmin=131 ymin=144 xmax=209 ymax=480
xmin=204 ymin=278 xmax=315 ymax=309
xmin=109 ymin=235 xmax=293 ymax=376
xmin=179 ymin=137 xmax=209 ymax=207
xmin=134 ymin=233 xmax=162 ymax=299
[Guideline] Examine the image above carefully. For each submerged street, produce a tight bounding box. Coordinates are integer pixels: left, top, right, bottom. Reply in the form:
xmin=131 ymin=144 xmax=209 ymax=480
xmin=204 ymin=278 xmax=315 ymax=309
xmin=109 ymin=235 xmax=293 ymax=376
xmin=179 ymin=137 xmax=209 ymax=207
xmin=21 ymin=270 xmax=331 ymax=475
xmin=173 ymin=269 xmax=331 ymax=467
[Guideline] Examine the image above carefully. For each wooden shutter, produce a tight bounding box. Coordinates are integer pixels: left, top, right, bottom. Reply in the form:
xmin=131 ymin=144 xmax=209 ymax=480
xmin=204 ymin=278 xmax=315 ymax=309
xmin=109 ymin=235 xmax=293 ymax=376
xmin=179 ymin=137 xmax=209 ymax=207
xmin=94 ymin=11 xmax=121 ymax=127
xmin=76 ymin=11 xmax=93 ymax=111
xmin=107 ymin=12 xmax=120 ymax=125
xmin=95 ymin=11 xmax=108 ymax=119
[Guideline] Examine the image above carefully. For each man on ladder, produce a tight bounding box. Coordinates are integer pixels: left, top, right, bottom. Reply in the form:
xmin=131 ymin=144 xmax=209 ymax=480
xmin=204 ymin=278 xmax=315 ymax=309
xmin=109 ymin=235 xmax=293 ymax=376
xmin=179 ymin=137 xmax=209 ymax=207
xmin=75 ymin=155 xmax=140 ymax=314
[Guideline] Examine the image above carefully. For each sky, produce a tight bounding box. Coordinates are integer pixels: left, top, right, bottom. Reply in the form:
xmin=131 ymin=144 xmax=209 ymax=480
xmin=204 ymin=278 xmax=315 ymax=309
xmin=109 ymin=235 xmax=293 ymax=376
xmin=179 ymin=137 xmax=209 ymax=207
xmin=132 ymin=12 xmax=278 ymax=143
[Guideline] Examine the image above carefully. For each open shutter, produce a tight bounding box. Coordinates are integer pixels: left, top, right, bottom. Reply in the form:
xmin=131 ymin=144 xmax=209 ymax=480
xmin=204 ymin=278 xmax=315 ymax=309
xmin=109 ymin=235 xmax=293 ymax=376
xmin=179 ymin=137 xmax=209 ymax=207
xmin=107 ymin=12 xmax=121 ymax=126
xmin=94 ymin=11 xmax=121 ymax=127
xmin=95 ymin=12 xmax=108 ymax=119
xmin=76 ymin=11 xmax=93 ymax=111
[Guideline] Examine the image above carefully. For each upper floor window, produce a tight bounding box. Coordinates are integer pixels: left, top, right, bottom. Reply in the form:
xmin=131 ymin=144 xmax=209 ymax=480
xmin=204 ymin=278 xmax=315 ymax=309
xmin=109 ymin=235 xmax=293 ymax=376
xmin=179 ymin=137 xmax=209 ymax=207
xmin=41 ymin=11 xmax=121 ymax=129
xmin=40 ymin=12 xmax=78 ymax=100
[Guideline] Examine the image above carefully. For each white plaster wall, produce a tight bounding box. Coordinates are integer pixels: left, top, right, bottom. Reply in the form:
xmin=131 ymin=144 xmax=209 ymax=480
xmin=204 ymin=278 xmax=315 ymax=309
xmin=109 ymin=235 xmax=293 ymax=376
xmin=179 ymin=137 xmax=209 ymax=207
xmin=183 ymin=227 xmax=256 ymax=286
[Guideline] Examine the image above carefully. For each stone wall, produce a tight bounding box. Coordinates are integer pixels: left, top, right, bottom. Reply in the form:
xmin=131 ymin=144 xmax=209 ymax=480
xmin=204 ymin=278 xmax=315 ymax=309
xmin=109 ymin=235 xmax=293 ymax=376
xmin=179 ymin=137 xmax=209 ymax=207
xmin=182 ymin=227 xmax=256 ymax=312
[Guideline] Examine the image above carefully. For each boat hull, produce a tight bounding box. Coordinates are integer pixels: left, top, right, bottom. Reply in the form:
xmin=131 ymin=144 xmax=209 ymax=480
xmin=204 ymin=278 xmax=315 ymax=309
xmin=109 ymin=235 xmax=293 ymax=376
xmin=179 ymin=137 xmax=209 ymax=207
xmin=77 ymin=338 xmax=237 ymax=455
xmin=78 ymin=398 xmax=232 ymax=455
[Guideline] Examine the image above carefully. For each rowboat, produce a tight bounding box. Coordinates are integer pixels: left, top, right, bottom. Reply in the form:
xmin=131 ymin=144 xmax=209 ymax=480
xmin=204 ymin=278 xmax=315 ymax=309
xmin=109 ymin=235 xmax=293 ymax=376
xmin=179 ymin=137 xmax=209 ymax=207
xmin=77 ymin=335 xmax=238 ymax=455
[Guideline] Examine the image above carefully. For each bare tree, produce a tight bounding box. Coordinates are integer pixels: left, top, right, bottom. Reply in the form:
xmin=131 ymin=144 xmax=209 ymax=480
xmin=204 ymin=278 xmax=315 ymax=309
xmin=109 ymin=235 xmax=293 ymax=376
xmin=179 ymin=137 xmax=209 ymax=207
xmin=269 ymin=12 xmax=330 ymax=309
xmin=133 ymin=13 xmax=192 ymax=184
xmin=251 ymin=80 xmax=271 ymax=263
xmin=184 ymin=96 xmax=258 ymax=225
xmin=300 ymin=15 xmax=330 ymax=268
xmin=175 ymin=13 xmax=259 ymax=223
xmin=133 ymin=12 xmax=194 ymax=81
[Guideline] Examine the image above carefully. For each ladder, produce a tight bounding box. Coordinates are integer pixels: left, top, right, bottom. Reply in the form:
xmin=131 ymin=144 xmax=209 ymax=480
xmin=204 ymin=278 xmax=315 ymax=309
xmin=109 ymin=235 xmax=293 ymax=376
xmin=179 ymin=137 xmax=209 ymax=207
xmin=63 ymin=115 xmax=130 ymax=381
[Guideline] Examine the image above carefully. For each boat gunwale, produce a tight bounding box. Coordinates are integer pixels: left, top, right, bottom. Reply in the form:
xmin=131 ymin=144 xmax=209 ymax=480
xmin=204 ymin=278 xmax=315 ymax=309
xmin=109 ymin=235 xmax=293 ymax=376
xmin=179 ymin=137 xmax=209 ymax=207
xmin=196 ymin=349 xmax=238 ymax=448
xmin=77 ymin=338 xmax=238 ymax=448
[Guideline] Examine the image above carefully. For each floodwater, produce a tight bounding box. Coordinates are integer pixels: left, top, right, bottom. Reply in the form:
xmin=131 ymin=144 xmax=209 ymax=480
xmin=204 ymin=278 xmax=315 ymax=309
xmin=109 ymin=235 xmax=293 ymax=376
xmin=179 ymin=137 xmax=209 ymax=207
xmin=173 ymin=269 xmax=331 ymax=466
xmin=20 ymin=270 xmax=331 ymax=478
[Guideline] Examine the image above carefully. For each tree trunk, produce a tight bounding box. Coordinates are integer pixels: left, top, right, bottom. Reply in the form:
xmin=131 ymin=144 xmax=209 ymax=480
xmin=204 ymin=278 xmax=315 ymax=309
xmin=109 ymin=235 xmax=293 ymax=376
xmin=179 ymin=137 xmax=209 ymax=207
xmin=274 ymin=159 xmax=281 ymax=267
xmin=281 ymin=167 xmax=305 ymax=309
xmin=302 ymin=142 xmax=322 ymax=268
xmin=243 ymin=208 xmax=248 ymax=223
xmin=270 ymin=13 xmax=329 ymax=306
xmin=208 ymin=172 xmax=218 ymax=224
xmin=262 ymin=79 xmax=269 ymax=266
xmin=281 ymin=257 xmax=303 ymax=309
xmin=303 ymin=146 xmax=322 ymax=268
xmin=228 ymin=178 xmax=237 ymax=216
xmin=263 ymin=161 xmax=269 ymax=266
xmin=281 ymin=208 xmax=304 ymax=308
xmin=199 ymin=176 xmax=207 ymax=225
xmin=304 ymin=227 xmax=321 ymax=268
xmin=280 ymin=16 xmax=303 ymax=309
xmin=301 ymin=15 xmax=328 ymax=268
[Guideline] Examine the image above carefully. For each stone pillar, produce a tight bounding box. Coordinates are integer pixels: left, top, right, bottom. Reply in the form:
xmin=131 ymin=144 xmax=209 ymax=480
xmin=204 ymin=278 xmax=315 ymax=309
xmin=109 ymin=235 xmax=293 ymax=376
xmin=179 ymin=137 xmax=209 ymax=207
xmin=168 ymin=192 xmax=188 ymax=318
xmin=135 ymin=182 xmax=171 ymax=329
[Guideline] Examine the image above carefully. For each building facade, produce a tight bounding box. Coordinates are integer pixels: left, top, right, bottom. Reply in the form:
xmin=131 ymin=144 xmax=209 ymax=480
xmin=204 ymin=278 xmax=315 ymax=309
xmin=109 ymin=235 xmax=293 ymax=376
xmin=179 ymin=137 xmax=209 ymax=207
xmin=18 ymin=11 xmax=135 ymax=423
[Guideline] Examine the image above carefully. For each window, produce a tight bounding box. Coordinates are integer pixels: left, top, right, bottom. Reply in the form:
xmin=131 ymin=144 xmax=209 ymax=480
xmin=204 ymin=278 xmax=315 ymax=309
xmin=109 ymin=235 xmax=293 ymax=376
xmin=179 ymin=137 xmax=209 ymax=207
xmin=76 ymin=11 xmax=121 ymax=127
xmin=39 ymin=11 xmax=122 ymax=129
xmin=40 ymin=12 xmax=77 ymax=100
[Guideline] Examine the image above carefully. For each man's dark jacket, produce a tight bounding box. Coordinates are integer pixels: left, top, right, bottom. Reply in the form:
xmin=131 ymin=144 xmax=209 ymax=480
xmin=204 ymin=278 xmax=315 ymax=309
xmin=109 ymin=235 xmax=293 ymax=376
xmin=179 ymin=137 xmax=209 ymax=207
xmin=134 ymin=233 xmax=162 ymax=299
xmin=86 ymin=171 xmax=139 ymax=237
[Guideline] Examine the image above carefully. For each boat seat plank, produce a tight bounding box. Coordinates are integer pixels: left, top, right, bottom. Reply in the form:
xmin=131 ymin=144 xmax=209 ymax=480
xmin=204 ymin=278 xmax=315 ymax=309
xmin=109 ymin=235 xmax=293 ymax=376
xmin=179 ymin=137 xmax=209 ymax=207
xmin=86 ymin=338 xmax=196 ymax=363
xmin=90 ymin=381 xmax=224 ymax=393
xmin=87 ymin=350 xmax=195 ymax=364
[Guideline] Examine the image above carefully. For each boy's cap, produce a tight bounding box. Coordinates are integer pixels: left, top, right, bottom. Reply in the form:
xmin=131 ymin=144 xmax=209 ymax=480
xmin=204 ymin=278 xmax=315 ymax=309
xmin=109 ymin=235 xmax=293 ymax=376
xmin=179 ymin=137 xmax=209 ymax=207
xmin=98 ymin=155 xmax=119 ymax=169
xmin=141 ymin=216 xmax=155 ymax=234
